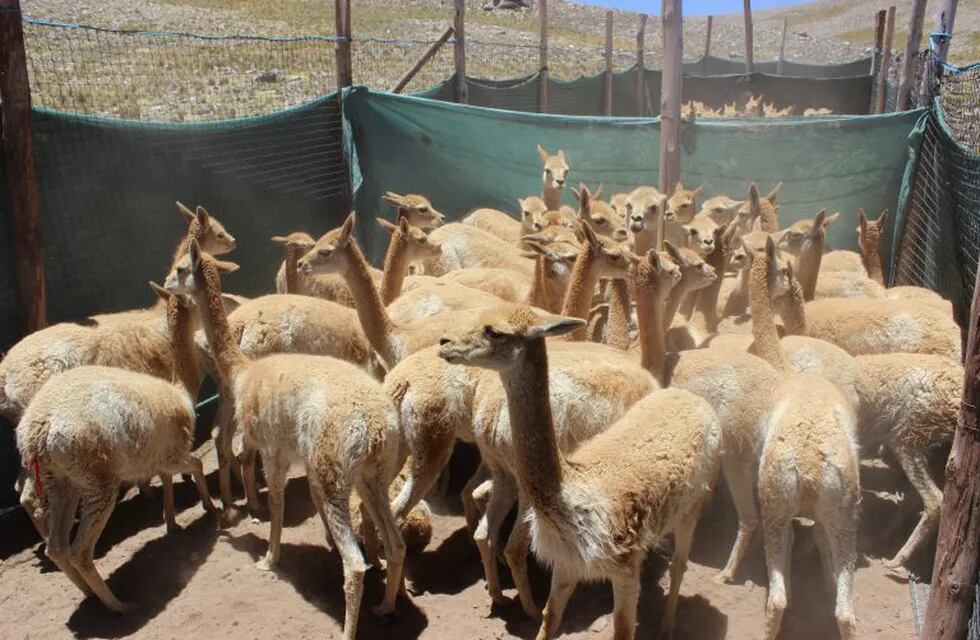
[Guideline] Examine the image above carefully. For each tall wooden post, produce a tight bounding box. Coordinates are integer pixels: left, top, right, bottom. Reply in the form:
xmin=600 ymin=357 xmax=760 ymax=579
xmin=871 ymin=9 xmax=886 ymax=77
xmin=636 ymin=14 xmax=647 ymax=116
xmin=918 ymin=1 xmax=958 ymax=107
xmin=334 ymin=0 xmax=352 ymax=88
xmin=604 ymin=11 xmax=614 ymax=116
xmin=0 ymin=0 xmax=46 ymax=333
xmin=742 ymin=0 xmax=753 ymax=74
xmin=538 ymin=0 xmax=548 ymax=113
xmin=660 ymin=0 xmax=682 ymax=241
xmin=922 ymin=258 xmax=980 ymax=640
xmin=896 ymin=0 xmax=927 ymax=110
xmin=776 ymin=18 xmax=788 ymax=75
xmin=703 ymin=14 xmax=713 ymax=72
xmin=875 ymin=6 xmax=896 ymax=113
xmin=453 ymin=0 xmax=467 ymax=104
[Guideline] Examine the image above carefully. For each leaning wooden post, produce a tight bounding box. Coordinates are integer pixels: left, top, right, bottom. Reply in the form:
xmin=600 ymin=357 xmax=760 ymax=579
xmin=636 ymin=14 xmax=647 ymax=116
xmin=659 ymin=0 xmax=682 ymax=249
xmin=702 ymin=15 xmax=712 ymax=73
xmin=871 ymin=9 xmax=886 ymax=77
xmin=453 ymin=0 xmax=467 ymax=104
xmin=742 ymin=0 xmax=754 ymax=74
xmin=918 ymin=1 xmax=959 ymax=108
xmin=334 ymin=0 xmax=353 ymax=88
xmin=0 ymin=0 xmax=46 ymax=333
xmin=391 ymin=26 xmax=454 ymax=94
xmin=776 ymin=18 xmax=788 ymax=75
xmin=896 ymin=0 xmax=927 ymax=110
xmin=875 ymin=6 xmax=896 ymax=113
xmin=604 ymin=11 xmax=614 ymax=116
xmin=922 ymin=256 xmax=980 ymax=640
xmin=538 ymin=0 xmax=548 ymax=113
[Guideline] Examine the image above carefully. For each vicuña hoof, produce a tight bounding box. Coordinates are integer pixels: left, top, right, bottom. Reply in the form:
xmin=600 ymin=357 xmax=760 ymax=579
xmin=255 ymin=555 xmax=277 ymax=572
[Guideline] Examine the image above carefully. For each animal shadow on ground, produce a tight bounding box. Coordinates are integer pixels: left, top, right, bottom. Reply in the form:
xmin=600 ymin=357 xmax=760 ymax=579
xmin=226 ymin=533 xmax=428 ymax=639
xmin=65 ymin=512 xmax=218 ymax=638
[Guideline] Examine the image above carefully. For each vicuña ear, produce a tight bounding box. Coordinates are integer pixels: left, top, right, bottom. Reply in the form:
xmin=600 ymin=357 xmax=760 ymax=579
xmin=577 ymin=186 xmax=591 ymax=214
xmin=556 ymin=149 xmax=566 ymax=161
xmin=765 ymin=235 xmax=778 ymax=265
xmin=812 ymin=209 xmax=827 ymax=230
xmin=593 ymin=183 xmax=604 ymax=199
xmin=189 ymin=238 xmax=202 ymax=270
xmin=528 ymin=315 xmax=586 ymax=339
xmin=176 ymin=201 xmax=195 ymax=223
xmin=766 ymin=181 xmax=783 ymax=204
xmin=580 ymin=218 xmax=599 ymax=247
xmin=149 ymin=281 xmax=171 ymax=301
xmin=647 ymin=248 xmax=663 ymax=269
xmin=338 ymin=212 xmax=356 ymax=246
xmin=397 ymin=216 xmax=411 ymax=234
xmin=692 ymin=184 xmax=705 ymax=199
xmin=220 ymin=293 xmax=243 ymax=313
xmin=823 ymin=211 xmax=839 ymax=228
xmin=271 ymin=235 xmax=290 ymax=246
xmin=675 ymin=180 xmax=684 ymax=194
xmin=214 ymin=260 xmax=240 ymax=274
xmin=877 ymin=209 xmax=888 ymax=227
xmin=382 ymin=192 xmax=404 ymax=208
xmin=857 ymin=208 xmax=868 ymax=234
xmin=376 ymin=218 xmax=397 ymax=236
xmin=536 ymin=144 xmax=549 ymax=163
xmin=664 ymin=240 xmax=685 ymax=266
xmin=195 ymin=205 xmax=211 ymax=228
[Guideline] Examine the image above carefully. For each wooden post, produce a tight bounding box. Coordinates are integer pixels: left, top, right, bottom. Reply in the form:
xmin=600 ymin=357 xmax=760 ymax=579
xmin=871 ymin=9 xmax=886 ymax=77
xmin=897 ymin=0 xmax=927 ymax=110
xmin=538 ymin=0 xmax=548 ymax=113
xmin=743 ymin=0 xmax=753 ymax=74
xmin=391 ymin=26 xmax=454 ymax=94
xmin=703 ymin=14 xmax=713 ymax=73
xmin=453 ymin=0 xmax=467 ymax=104
xmin=776 ymin=18 xmax=788 ymax=75
xmin=334 ymin=0 xmax=352 ymax=88
xmin=918 ymin=0 xmax=959 ymax=106
xmin=0 ymin=0 xmax=46 ymax=333
xmin=604 ymin=11 xmax=614 ymax=116
xmin=922 ymin=258 xmax=980 ymax=640
xmin=875 ymin=6 xmax=896 ymax=113
xmin=636 ymin=14 xmax=647 ymax=116
xmin=660 ymin=0 xmax=682 ymax=243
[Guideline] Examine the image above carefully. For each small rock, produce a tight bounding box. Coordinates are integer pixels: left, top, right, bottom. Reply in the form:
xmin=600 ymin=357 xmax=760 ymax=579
xmin=590 ymin=615 xmax=609 ymax=632
xmin=745 ymin=580 xmax=755 ymax=589
xmin=255 ymin=69 xmax=284 ymax=83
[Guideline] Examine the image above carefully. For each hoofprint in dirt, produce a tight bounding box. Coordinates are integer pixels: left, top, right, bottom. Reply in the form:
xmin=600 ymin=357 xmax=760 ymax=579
xmin=0 ymin=449 xmax=919 ymax=640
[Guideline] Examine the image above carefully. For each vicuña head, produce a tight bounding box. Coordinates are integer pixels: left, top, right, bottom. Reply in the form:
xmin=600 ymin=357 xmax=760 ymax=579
xmin=666 ymin=181 xmax=704 ymax=224
xmin=382 ymin=191 xmax=445 ymax=229
xmin=438 ymin=305 xmax=583 ymax=370
xmin=858 ymin=207 xmax=887 ymax=256
xmin=747 ymin=234 xmax=794 ymax=300
xmin=376 ymin=216 xmax=442 ymax=262
xmin=536 ymin=144 xmax=568 ymax=191
xmin=296 ymin=213 xmax=359 ymax=277
xmin=778 ymin=209 xmax=838 ymax=256
xmin=519 ymin=196 xmax=549 ymax=232
xmin=573 ymin=184 xmax=629 ymax=242
xmin=176 ymin=201 xmax=237 ymax=254
xmin=625 ymin=186 xmax=667 ymax=234
xmin=270 ymin=231 xmax=316 ymax=254
xmin=164 ymin=240 xmax=240 ymax=295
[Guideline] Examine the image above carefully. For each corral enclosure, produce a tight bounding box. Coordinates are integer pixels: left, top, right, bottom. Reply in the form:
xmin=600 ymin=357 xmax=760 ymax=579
xmin=1 ymin=2 xmax=980 ymax=639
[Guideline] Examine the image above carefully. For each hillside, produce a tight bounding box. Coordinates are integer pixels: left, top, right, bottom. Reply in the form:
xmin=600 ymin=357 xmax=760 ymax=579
xmin=18 ymin=0 xmax=979 ymax=118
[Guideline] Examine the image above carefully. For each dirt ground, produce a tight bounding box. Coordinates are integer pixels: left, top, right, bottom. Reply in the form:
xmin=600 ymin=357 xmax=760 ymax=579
xmin=0 ymin=446 xmax=926 ymax=640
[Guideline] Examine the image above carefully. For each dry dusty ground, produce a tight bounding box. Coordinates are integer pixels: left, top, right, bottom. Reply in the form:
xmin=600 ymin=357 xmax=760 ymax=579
xmin=0 ymin=444 xmax=928 ymax=640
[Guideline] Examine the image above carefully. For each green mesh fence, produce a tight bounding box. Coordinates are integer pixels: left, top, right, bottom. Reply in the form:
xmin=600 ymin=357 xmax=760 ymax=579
xmin=892 ymin=67 xmax=980 ymax=327
xmin=683 ymin=54 xmax=872 ymax=78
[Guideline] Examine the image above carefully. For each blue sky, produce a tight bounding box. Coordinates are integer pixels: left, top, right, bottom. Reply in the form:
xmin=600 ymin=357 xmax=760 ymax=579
xmin=575 ymin=1 xmax=803 ymax=15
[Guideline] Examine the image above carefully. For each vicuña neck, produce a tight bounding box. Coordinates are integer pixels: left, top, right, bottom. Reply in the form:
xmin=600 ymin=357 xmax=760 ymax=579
xmin=284 ymin=247 xmax=303 ymax=294
xmin=758 ymin=203 xmax=779 ymax=233
xmin=560 ymin=248 xmax=599 ymax=341
xmin=527 ymin=256 xmax=551 ymax=311
xmin=665 ymin=274 xmax=700 ymax=330
xmin=543 ymin=184 xmax=562 ymax=211
xmin=796 ymin=234 xmax=825 ymax=302
xmin=339 ymin=241 xmax=397 ymax=367
xmin=194 ymin=267 xmax=248 ymax=385
xmin=605 ymin=279 xmax=633 ymax=351
xmin=171 ymin=302 xmax=202 ymax=396
xmin=632 ymin=229 xmax=657 ymax=256
xmin=696 ymin=244 xmax=727 ymax=333
xmin=379 ymin=232 xmax=410 ymax=305
xmin=723 ymin=266 xmax=751 ymax=318
xmin=634 ymin=273 xmax=670 ymax=385
xmin=777 ymin=278 xmax=807 ymax=336
xmin=172 ymin=222 xmax=201 ymax=271
xmin=498 ymin=338 xmax=564 ymax=509
xmin=863 ymin=242 xmax=884 ymax=285
xmin=748 ymin=262 xmax=790 ymax=374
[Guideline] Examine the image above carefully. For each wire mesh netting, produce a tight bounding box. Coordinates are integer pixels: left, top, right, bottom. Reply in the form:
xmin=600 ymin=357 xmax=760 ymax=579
xmin=892 ymin=67 xmax=980 ymax=328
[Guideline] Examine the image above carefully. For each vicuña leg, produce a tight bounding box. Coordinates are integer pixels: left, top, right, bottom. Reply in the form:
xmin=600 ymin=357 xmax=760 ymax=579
xmin=255 ymin=452 xmax=287 ymax=571
xmin=322 ymin=491 xmax=368 ymax=640
xmin=474 ymin=468 xmax=517 ymax=606
xmin=536 ymin=570 xmax=577 ymax=640
xmin=70 ymin=485 xmax=129 ymax=612
xmin=762 ymin=515 xmax=793 ymax=640
xmin=716 ymin=457 xmax=759 ymax=583
xmin=887 ymin=444 xmax=942 ymax=568
xmin=503 ymin=499 xmax=539 ymax=619
xmin=356 ymin=475 xmax=407 ymax=616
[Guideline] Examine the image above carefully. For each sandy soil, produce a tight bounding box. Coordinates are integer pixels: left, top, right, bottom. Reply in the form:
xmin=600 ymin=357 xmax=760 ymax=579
xmin=0 ymin=446 xmax=926 ymax=640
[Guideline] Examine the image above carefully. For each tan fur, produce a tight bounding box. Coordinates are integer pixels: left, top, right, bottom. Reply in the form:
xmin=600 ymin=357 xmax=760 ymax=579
xmin=700 ymin=195 xmax=747 ymax=227
xmin=820 ymin=250 xmax=866 ymax=275
xmin=422 ymin=223 xmax=536 ymax=277
xmin=749 ymin=236 xmax=859 ymax=640
xmin=624 ymin=186 xmax=668 ymax=254
xmin=168 ymin=241 xmax=406 ymax=640
xmin=17 ymin=286 xmax=217 ymax=614
xmin=377 ymin=217 xmax=442 ymax=304
xmin=461 ymin=196 xmax=548 ymax=244
xmin=683 ymin=212 xmax=720 ymax=257
xmin=387 ymin=279 xmax=503 ymax=324
xmin=574 ymin=184 xmax=629 ymax=242
xmin=805 ymin=298 xmax=960 ymax=359
xmin=743 ymin=182 xmax=782 ymax=233
xmin=438 ymin=305 xmax=719 ymax=640
xmin=382 ymin=191 xmax=445 ymax=229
